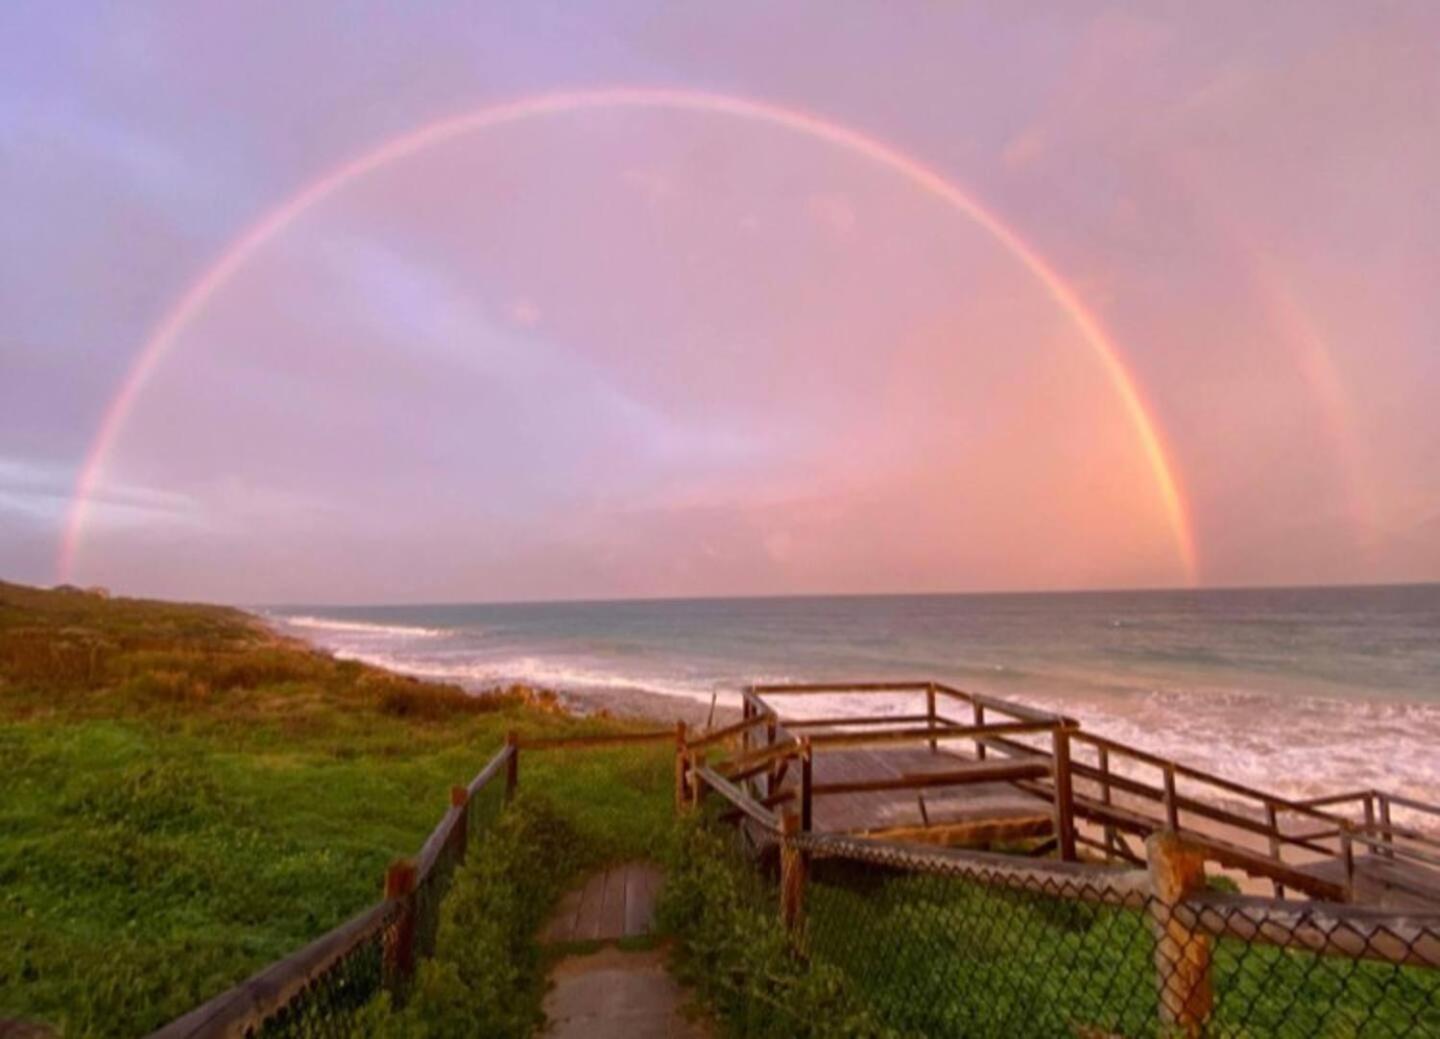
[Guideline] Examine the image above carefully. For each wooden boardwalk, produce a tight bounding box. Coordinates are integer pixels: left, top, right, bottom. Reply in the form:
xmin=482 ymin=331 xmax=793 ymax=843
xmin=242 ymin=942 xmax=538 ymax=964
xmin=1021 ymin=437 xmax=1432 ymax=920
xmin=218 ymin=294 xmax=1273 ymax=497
xmin=699 ymin=681 xmax=1440 ymax=908
xmin=779 ymin=744 xmax=1054 ymax=844
xmin=542 ymin=862 xmax=664 ymax=944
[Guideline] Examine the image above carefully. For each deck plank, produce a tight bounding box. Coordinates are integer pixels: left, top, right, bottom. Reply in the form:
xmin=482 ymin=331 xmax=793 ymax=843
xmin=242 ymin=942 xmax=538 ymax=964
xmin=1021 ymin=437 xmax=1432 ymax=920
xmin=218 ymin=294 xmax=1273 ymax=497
xmin=623 ymin=863 xmax=663 ymax=937
xmin=596 ymin=867 xmax=627 ymax=940
xmin=544 ymin=863 xmax=666 ymax=944
xmin=570 ymin=870 xmax=608 ymax=942
xmin=783 ymin=743 xmax=1051 ymax=840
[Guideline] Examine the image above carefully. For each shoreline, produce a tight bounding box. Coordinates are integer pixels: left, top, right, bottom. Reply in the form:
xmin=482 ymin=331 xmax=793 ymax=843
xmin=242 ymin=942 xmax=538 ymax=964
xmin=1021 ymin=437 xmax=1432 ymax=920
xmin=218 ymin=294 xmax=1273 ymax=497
xmin=258 ymin=610 xmax=742 ymax=728
xmin=258 ymin=607 xmax=1440 ymax=812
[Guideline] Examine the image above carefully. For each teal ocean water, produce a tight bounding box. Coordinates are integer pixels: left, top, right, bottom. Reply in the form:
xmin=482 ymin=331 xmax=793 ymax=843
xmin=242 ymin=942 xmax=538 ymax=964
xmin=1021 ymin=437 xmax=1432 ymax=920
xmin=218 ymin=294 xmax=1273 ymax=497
xmin=267 ymin=584 xmax=1440 ymax=803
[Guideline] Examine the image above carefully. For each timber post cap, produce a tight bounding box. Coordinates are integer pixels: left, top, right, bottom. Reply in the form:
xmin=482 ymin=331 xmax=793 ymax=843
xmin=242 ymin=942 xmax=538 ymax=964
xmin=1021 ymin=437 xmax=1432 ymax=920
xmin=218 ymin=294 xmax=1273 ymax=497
xmin=450 ymin=784 xmax=468 ymax=807
xmin=1144 ymin=830 xmax=1208 ymax=858
xmin=384 ymin=858 xmax=417 ymax=897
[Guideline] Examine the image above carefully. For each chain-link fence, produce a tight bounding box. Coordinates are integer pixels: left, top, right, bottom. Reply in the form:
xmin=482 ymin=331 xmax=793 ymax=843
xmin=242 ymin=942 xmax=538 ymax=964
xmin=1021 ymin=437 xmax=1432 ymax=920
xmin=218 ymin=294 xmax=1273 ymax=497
xmin=148 ymin=729 xmax=678 ymax=1038
xmin=251 ymin=903 xmax=400 ymax=1038
xmin=148 ymin=744 xmax=516 ymax=1039
xmin=788 ymin=831 xmax=1440 ymax=1038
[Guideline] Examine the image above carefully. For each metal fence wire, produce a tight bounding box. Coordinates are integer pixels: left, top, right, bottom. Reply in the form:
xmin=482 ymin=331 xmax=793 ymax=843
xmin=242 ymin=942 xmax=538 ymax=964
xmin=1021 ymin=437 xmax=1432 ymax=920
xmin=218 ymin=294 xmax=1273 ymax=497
xmin=252 ymin=904 xmax=400 ymax=1039
xmin=788 ymin=832 xmax=1440 ymax=1038
xmin=148 ymin=745 xmax=516 ymax=1039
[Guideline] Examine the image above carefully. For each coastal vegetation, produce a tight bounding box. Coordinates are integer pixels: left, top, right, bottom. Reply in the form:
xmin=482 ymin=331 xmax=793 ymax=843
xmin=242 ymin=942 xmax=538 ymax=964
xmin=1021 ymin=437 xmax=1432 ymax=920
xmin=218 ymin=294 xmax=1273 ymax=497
xmin=0 ymin=580 xmax=663 ymax=1036
xmin=4 ymin=581 xmax=1436 ymax=1037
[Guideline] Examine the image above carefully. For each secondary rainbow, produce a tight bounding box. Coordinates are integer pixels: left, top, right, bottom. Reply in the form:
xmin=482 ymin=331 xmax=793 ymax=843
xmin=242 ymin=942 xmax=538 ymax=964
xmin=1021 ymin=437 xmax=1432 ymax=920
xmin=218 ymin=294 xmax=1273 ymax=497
xmin=58 ymin=87 xmax=1199 ymax=583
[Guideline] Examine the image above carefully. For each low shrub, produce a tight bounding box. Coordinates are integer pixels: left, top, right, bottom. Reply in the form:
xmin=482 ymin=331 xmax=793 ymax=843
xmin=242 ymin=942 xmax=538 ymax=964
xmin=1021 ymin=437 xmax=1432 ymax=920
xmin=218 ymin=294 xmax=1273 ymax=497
xmin=659 ymin=815 xmax=897 ymax=1039
xmin=368 ymin=675 xmax=519 ymax=720
xmin=353 ymin=792 xmax=585 ymax=1037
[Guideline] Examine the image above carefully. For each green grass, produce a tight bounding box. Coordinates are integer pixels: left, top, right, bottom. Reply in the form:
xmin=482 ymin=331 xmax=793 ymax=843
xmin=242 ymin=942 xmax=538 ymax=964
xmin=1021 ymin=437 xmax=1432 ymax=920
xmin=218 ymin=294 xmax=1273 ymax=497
xmin=800 ymin=862 xmax=1440 ymax=1038
xmin=661 ymin=813 xmax=1440 ymax=1039
xmin=0 ymin=580 xmax=666 ymax=1036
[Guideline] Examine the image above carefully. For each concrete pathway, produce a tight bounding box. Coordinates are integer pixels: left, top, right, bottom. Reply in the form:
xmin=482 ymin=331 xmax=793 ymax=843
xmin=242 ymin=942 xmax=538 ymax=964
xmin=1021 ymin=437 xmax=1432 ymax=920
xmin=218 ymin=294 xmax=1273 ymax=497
xmin=540 ymin=862 xmax=710 ymax=1038
xmin=542 ymin=946 xmax=709 ymax=1038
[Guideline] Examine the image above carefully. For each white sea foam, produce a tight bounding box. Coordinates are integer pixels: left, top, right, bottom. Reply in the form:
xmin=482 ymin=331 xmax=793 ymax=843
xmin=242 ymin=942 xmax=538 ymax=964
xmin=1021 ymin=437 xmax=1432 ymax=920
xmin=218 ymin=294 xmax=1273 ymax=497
xmin=276 ymin=615 xmax=448 ymax=639
xmin=275 ymin=604 xmax=1440 ymax=829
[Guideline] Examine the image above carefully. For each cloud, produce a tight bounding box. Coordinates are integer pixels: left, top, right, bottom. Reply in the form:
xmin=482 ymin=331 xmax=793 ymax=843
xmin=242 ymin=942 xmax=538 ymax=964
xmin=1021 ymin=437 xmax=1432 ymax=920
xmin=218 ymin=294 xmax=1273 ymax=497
xmin=805 ymin=192 xmax=856 ymax=236
xmin=621 ymin=167 xmax=676 ymax=204
xmin=508 ymin=297 xmax=542 ymax=327
xmin=1001 ymin=127 xmax=1047 ymax=170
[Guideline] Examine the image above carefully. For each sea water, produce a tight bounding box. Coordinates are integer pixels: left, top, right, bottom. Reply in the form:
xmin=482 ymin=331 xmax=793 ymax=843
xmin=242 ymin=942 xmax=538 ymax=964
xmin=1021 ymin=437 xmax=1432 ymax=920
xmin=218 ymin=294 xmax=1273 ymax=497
xmin=265 ymin=585 xmax=1440 ymax=804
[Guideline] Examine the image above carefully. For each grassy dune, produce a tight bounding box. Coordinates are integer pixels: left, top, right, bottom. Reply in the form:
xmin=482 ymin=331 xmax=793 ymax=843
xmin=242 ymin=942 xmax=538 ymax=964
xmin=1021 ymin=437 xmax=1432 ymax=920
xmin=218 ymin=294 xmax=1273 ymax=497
xmin=0 ymin=580 xmax=653 ymax=1036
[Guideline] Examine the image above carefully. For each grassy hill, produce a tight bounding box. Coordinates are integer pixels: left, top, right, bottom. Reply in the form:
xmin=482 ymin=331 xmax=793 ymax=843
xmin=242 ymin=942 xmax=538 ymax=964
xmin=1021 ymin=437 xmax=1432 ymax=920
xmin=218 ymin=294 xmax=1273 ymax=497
xmin=0 ymin=580 xmax=619 ymax=1036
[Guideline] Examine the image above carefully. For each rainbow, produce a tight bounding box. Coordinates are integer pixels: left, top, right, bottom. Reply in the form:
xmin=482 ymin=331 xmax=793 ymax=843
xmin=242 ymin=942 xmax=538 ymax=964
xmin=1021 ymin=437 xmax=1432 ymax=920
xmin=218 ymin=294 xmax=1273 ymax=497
xmin=58 ymin=87 xmax=1198 ymax=583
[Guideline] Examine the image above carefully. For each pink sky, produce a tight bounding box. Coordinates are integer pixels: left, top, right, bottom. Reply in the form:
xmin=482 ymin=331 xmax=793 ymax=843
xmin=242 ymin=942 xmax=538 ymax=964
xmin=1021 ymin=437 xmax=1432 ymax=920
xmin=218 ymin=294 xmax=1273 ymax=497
xmin=1 ymin=2 xmax=1437 ymax=602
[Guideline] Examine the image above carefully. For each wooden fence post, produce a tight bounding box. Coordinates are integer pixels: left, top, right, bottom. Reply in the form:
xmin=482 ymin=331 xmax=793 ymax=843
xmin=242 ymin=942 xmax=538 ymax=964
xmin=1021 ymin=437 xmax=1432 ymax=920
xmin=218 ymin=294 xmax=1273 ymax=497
xmin=800 ymin=738 xmax=813 ymax=833
xmin=691 ymin=751 xmax=708 ymax=808
xmin=925 ymin=683 xmax=937 ymax=753
xmin=1163 ymin=762 xmax=1180 ymax=832
xmin=1378 ymin=793 xmax=1395 ymax=859
xmin=383 ymin=858 xmax=417 ymax=985
xmin=1052 ymin=727 xmax=1077 ymax=862
xmin=1146 ymin=832 xmax=1212 ymax=1038
xmin=1264 ymin=803 xmax=1285 ymax=898
xmin=780 ymin=812 xmax=808 ymax=936
xmin=974 ymin=701 xmax=987 ymax=761
xmin=674 ymin=720 xmax=689 ymax=814
xmin=450 ymin=785 xmax=469 ymax=860
xmin=765 ymin=715 xmax=778 ymax=798
xmin=505 ymin=731 xmax=519 ymax=802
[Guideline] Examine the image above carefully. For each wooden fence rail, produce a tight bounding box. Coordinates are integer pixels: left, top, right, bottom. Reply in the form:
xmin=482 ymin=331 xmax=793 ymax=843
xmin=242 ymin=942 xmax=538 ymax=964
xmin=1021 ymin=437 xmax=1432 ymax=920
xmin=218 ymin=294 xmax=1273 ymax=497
xmin=148 ymin=743 xmax=517 ymax=1038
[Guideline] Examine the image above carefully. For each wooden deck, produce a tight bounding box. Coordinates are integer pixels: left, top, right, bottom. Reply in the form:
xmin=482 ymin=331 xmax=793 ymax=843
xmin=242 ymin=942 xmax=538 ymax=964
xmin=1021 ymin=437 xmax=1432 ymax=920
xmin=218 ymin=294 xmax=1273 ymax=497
xmin=541 ymin=862 xmax=664 ymax=944
xmin=1297 ymin=854 xmax=1440 ymax=911
xmin=776 ymin=744 xmax=1054 ymax=845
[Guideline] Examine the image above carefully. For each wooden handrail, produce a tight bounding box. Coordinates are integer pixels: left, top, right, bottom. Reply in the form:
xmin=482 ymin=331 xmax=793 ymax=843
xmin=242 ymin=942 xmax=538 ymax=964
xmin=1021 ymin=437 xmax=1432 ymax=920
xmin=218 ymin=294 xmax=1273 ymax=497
xmin=1381 ymin=791 xmax=1440 ymax=818
xmin=1063 ymin=760 xmax=1340 ymax=859
xmin=748 ymin=681 xmax=934 ymax=694
xmin=517 ymin=729 xmax=675 ymax=750
xmin=1183 ymin=890 xmax=1440 ymax=969
xmin=687 ymin=711 xmax=774 ymax=750
xmin=931 ymin=683 xmax=1074 ymax=725
xmin=779 ymin=713 xmax=934 ymax=729
xmin=718 ymin=739 xmax=803 ymax=781
xmin=1072 ymin=732 xmax=1347 ymax=827
xmin=466 ymin=744 xmax=514 ymax=797
xmin=147 ymin=902 xmax=395 ymax=1038
xmin=414 ymin=805 xmax=465 ymax=879
xmin=695 ymin=765 xmax=783 ymax=833
xmin=808 ymin=760 xmax=1050 ymax=797
xmin=802 ymin=720 xmax=1061 ymax=750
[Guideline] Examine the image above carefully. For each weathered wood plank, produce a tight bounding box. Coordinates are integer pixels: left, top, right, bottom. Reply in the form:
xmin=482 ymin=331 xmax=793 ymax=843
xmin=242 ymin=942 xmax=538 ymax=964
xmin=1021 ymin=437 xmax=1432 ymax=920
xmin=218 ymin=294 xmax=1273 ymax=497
xmin=596 ymin=868 xmax=626 ymax=940
xmin=623 ymin=864 xmax=663 ymax=937
xmin=570 ymin=871 xmax=608 ymax=942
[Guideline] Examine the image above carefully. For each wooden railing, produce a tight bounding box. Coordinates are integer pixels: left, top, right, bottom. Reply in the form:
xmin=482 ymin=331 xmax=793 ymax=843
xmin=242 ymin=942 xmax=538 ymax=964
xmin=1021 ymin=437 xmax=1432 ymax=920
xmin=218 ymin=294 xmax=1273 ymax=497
xmin=149 ymin=743 xmax=517 ymax=1038
xmin=690 ymin=681 xmax=1440 ymax=907
xmin=150 ymin=726 xmax=679 ymax=1038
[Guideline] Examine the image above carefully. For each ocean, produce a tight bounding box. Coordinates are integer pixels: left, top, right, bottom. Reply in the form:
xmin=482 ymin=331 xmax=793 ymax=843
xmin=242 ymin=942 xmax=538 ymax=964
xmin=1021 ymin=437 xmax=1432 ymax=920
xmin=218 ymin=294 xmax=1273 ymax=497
xmin=264 ymin=584 xmax=1440 ymax=805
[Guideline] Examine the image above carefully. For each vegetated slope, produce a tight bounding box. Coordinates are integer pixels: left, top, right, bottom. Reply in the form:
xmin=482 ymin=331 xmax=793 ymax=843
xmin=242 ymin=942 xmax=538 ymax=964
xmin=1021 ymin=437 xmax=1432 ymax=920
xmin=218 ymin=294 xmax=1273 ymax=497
xmin=0 ymin=580 xmax=591 ymax=1036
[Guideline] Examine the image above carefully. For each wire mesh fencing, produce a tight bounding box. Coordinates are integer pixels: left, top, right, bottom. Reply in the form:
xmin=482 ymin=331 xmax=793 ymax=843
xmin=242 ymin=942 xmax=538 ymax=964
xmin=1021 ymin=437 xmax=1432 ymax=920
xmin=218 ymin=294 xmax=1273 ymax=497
xmin=148 ymin=744 xmax=516 ymax=1039
xmin=788 ymin=831 xmax=1440 ymax=1038
xmin=251 ymin=903 xmax=400 ymax=1039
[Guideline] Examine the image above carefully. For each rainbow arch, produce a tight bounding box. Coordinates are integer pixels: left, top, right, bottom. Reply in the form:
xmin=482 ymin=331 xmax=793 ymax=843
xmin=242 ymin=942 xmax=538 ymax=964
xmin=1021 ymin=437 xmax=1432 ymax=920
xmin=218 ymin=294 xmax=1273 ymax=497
xmin=58 ymin=87 xmax=1198 ymax=583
